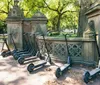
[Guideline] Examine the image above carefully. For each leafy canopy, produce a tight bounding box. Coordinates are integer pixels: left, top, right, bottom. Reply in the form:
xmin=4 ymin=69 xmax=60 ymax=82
xmin=0 ymin=0 xmax=79 ymax=31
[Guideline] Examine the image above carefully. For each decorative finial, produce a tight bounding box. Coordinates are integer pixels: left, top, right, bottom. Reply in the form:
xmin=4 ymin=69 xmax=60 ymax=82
xmin=14 ymin=0 xmax=19 ymax=5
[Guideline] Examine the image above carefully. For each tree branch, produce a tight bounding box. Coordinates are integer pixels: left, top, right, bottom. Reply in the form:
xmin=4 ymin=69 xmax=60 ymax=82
xmin=0 ymin=10 xmax=8 ymax=14
xmin=25 ymin=4 xmax=36 ymax=16
xmin=7 ymin=0 xmax=12 ymax=13
xmin=59 ymin=1 xmax=73 ymax=13
xmin=0 ymin=19 xmax=5 ymax=22
xmin=43 ymin=0 xmax=58 ymax=12
xmin=57 ymin=0 xmax=60 ymax=11
xmin=61 ymin=10 xmax=78 ymax=15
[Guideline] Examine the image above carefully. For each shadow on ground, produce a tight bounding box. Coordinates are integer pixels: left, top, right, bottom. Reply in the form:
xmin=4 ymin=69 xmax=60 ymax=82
xmin=0 ymin=54 xmax=100 ymax=85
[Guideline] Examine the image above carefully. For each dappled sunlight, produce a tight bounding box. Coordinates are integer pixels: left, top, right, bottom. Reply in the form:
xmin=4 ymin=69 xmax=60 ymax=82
xmin=44 ymin=65 xmax=100 ymax=85
xmin=0 ymin=0 xmax=100 ymax=85
xmin=7 ymin=77 xmax=26 ymax=85
xmin=0 ymin=47 xmax=100 ymax=85
xmin=0 ymin=54 xmax=56 ymax=85
xmin=0 ymin=55 xmax=100 ymax=85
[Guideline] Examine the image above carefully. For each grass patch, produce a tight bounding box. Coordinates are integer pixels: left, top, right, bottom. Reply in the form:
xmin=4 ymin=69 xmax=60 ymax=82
xmin=48 ymin=33 xmax=77 ymax=38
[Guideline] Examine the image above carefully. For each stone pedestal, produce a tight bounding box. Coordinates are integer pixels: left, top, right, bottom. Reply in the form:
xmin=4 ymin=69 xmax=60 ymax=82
xmin=84 ymin=4 xmax=100 ymax=63
xmin=85 ymin=4 xmax=100 ymax=50
xmin=6 ymin=21 xmax=23 ymax=50
xmin=83 ymin=22 xmax=96 ymax=64
xmin=6 ymin=0 xmax=24 ymax=50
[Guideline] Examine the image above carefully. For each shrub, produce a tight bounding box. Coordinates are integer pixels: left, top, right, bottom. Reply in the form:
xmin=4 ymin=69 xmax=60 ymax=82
xmin=48 ymin=31 xmax=60 ymax=36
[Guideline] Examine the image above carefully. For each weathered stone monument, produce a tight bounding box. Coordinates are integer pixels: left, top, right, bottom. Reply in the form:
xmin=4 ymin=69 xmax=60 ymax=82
xmin=83 ymin=2 xmax=100 ymax=63
xmin=6 ymin=0 xmax=48 ymax=49
xmin=6 ymin=0 xmax=24 ymax=50
xmin=85 ymin=2 xmax=100 ymax=48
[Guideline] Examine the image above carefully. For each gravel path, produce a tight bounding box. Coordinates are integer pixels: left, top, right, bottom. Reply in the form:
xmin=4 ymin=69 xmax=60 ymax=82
xmin=0 ymin=55 xmax=100 ymax=85
xmin=0 ymin=42 xmax=100 ymax=85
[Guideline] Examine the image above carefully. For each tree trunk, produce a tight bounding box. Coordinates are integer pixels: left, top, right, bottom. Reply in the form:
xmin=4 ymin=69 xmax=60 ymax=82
xmin=77 ymin=6 xmax=88 ymax=37
xmin=77 ymin=0 xmax=92 ymax=37
xmin=56 ymin=15 xmax=61 ymax=33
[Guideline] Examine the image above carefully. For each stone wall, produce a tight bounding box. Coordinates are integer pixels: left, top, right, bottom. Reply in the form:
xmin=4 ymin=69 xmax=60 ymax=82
xmin=23 ymin=20 xmax=32 ymax=32
xmin=37 ymin=36 xmax=97 ymax=65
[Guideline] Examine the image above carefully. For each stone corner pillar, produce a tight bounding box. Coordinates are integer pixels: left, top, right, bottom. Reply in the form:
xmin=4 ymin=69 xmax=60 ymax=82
xmin=6 ymin=0 xmax=24 ymax=50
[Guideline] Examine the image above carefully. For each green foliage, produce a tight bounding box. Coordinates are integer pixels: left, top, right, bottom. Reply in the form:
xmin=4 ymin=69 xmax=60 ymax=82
xmin=0 ymin=21 xmax=7 ymax=34
xmin=41 ymin=0 xmax=79 ymax=31
xmin=0 ymin=0 xmax=13 ymax=20
xmin=0 ymin=0 xmax=80 ymax=33
xmin=60 ymin=32 xmax=77 ymax=37
xmin=48 ymin=31 xmax=60 ymax=36
xmin=48 ymin=32 xmax=77 ymax=38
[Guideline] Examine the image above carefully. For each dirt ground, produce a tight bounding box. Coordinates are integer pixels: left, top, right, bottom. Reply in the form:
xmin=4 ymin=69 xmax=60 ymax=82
xmin=0 ymin=55 xmax=100 ymax=85
xmin=0 ymin=43 xmax=100 ymax=85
